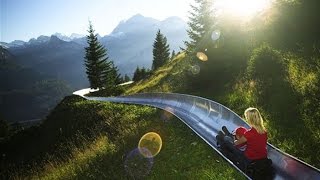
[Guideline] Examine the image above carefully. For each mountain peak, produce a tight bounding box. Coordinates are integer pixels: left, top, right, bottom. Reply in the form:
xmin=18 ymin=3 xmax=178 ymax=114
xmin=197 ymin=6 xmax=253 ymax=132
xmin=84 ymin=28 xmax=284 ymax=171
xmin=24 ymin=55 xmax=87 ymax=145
xmin=48 ymin=35 xmax=65 ymax=46
xmin=125 ymin=13 xmax=157 ymax=23
xmin=111 ymin=14 xmax=159 ymax=35
xmin=36 ymin=35 xmax=50 ymax=43
xmin=131 ymin=13 xmax=144 ymax=19
xmin=53 ymin=33 xmax=71 ymax=41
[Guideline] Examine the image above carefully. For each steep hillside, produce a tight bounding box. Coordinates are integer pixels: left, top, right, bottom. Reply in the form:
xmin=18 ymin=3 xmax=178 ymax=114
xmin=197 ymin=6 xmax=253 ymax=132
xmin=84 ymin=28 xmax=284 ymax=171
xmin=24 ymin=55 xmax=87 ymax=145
xmin=2 ymin=40 xmax=320 ymax=179
xmin=0 ymin=47 xmax=71 ymax=122
xmin=126 ymin=45 xmax=320 ymax=169
xmin=0 ymin=95 xmax=245 ymax=179
xmin=125 ymin=52 xmax=190 ymax=94
xmin=2 ymin=1 xmax=320 ymax=178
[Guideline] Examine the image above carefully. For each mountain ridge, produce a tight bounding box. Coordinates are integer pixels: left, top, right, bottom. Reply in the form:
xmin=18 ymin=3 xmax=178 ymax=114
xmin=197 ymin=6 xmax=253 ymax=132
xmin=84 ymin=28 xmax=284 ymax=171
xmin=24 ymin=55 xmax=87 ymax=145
xmin=5 ymin=14 xmax=188 ymax=84
xmin=1 ymin=14 xmax=186 ymax=46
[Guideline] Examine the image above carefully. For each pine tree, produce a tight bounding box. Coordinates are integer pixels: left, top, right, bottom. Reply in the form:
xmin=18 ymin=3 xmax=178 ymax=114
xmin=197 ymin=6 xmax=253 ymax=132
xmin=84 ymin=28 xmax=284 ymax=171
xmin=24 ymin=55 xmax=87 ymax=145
xmin=111 ymin=62 xmax=122 ymax=85
xmin=141 ymin=67 xmax=147 ymax=78
xmin=133 ymin=66 xmax=150 ymax=81
xmin=124 ymin=74 xmax=131 ymax=82
xmin=133 ymin=67 xmax=141 ymax=81
xmin=84 ymin=22 xmax=113 ymax=89
xmin=185 ymin=0 xmax=215 ymax=53
xmin=152 ymin=29 xmax=170 ymax=70
xmin=171 ymin=50 xmax=176 ymax=60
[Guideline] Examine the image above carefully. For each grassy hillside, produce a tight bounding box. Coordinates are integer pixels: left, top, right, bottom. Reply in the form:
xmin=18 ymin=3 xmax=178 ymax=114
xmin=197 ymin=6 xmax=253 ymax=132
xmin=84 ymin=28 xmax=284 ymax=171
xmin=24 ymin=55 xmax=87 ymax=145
xmin=2 ymin=39 xmax=320 ymax=179
xmin=124 ymin=52 xmax=189 ymax=94
xmin=125 ymin=44 xmax=320 ymax=169
xmin=2 ymin=44 xmax=320 ymax=180
xmin=0 ymin=94 xmax=245 ymax=179
xmin=2 ymin=1 xmax=320 ymax=178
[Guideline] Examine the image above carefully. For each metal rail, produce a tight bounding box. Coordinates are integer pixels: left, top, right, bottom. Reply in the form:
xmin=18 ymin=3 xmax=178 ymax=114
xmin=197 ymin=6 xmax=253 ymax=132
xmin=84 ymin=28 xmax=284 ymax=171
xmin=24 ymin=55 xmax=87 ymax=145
xmin=73 ymin=89 xmax=320 ymax=180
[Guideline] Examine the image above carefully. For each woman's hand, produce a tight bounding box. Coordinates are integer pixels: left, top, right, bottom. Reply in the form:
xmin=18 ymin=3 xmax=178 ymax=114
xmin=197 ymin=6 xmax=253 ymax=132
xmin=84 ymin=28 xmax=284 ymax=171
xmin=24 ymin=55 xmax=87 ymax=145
xmin=234 ymin=136 xmax=247 ymax=145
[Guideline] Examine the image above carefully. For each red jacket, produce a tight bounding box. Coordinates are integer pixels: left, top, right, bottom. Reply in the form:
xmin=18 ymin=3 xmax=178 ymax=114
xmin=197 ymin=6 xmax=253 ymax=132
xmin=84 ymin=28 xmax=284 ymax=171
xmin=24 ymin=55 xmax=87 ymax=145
xmin=244 ymin=128 xmax=267 ymax=160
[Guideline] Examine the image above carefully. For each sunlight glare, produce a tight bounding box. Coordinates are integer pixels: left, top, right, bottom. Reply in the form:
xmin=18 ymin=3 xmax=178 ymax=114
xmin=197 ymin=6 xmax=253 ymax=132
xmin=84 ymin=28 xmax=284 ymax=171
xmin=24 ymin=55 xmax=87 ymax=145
xmin=216 ymin=0 xmax=271 ymax=18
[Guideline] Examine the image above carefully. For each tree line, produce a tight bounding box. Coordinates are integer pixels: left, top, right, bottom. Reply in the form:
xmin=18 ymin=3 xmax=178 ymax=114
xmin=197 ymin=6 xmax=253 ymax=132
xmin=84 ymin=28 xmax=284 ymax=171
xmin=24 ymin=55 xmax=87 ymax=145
xmin=84 ymin=23 xmax=175 ymax=93
xmin=182 ymin=0 xmax=320 ymax=169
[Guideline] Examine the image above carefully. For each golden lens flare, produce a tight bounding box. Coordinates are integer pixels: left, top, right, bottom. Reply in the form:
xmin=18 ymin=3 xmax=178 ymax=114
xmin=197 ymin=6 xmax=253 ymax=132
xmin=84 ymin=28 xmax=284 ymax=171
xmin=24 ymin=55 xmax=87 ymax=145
xmin=138 ymin=132 xmax=162 ymax=158
xmin=196 ymin=52 xmax=208 ymax=61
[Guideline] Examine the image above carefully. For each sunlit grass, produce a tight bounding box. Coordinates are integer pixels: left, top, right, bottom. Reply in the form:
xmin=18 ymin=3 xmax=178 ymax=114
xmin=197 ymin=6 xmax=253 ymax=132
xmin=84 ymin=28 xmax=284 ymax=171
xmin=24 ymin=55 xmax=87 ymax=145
xmin=32 ymin=136 xmax=116 ymax=179
xmin=125 ymin=52 xmax=187 ymax=94
xmin=19 ymin=108 xmax=245 ymax=179
xmin=4 ymin=91 xmax=245 ymax=179
xmin=225 ymin=47 xmax=320 ymax=169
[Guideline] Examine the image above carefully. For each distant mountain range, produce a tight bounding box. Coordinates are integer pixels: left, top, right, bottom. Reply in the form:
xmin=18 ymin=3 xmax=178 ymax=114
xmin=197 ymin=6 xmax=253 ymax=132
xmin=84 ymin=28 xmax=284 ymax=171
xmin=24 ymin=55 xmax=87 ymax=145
xmin=1 ymin=14 xmax=188 ymax=89
xmin=0 ymin=14 xmax=188 ymax=122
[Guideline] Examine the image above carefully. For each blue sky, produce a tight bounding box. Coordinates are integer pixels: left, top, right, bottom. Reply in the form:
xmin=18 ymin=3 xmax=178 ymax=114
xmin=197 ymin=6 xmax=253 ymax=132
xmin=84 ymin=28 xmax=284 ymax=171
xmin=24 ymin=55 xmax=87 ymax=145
xmin=0 ymin=0 xmax=193 ymax=43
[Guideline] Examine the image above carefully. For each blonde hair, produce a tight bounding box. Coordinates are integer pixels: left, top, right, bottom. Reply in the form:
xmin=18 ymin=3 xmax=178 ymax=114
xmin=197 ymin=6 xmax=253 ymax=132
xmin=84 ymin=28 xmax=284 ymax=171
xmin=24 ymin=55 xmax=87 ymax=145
xmin=244 ymin=107 xmax=266 ymax=134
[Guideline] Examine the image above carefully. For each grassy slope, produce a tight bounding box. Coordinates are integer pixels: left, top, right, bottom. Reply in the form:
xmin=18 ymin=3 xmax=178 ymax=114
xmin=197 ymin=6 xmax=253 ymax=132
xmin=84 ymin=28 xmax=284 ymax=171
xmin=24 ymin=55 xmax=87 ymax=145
xmin=2 ymin=54 xmax=245 ymax=179
xmin=33 ymin=110 xmax=243 ymax=180
xmin=123 ymin=49 xmax=320 ymax=170
xmin=125 ymin=53 xmax=189 ymax=94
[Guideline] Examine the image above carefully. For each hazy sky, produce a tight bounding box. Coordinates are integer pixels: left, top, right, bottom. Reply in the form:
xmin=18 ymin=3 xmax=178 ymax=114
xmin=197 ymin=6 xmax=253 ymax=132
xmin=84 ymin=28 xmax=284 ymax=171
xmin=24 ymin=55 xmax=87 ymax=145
xmin=0 ymin=0 xmax=193 ymax=43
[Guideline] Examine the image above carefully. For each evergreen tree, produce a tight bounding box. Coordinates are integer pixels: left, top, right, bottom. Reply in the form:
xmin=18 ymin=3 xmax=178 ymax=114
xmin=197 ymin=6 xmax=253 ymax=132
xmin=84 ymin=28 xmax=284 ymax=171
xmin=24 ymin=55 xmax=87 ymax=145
xmin=109 ymin=62 xmax=122 ymax=85
xmin=133 ymin=66 xmax=150 ymax=81
xmin=152 ymin=29 xmax=170 ymax=70
xmin=185 ymin=0 xmax=215 ymax=53
xmin=133 ymin=67 xmax=141 ymax=81
xmin=84 ymin=22 xmax=113 ymax=89
xmin=171 ymin=50 xmax=176 ymax=60
xmin=140 ymin=67 xmax=148 ymax=79
xmin=124 ymin=74 xmax=131 ymax=82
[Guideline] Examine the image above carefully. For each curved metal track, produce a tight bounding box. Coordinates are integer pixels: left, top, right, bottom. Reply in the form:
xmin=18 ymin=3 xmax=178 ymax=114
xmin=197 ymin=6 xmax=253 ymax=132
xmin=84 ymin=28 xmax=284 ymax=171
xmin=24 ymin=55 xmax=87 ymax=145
xmin=73 ymin=89 xmax=320 ymax=180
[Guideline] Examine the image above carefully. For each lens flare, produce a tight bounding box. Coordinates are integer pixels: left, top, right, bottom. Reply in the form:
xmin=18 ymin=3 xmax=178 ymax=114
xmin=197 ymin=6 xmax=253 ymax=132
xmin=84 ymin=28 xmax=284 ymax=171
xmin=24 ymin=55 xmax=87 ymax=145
xmin=161 ymin=107 xmax=174 ymax=122
xmin=211 ymin=30 xmax=221 ymax=41
xmin=124 ymin=148 xmax=154 ymax=178
xmin=191 ymin=65 xmax=200 ymax=75
xmin=196 ymin=52 xmax=208 ymax=61
xmin=138 ymin=132 xmax=162 ymax=158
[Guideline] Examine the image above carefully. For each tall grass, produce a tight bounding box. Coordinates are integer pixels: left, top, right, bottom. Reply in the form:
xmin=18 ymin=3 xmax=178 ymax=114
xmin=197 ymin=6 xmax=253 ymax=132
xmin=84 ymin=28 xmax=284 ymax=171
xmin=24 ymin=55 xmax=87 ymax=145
xmin=226 ymin=45 xmax=320 ymax=168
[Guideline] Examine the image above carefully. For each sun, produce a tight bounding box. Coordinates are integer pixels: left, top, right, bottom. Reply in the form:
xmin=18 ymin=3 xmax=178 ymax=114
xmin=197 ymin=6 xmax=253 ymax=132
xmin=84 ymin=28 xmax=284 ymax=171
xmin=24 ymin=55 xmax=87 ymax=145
xmin=215 ymin=0 xmax=271 ymax=18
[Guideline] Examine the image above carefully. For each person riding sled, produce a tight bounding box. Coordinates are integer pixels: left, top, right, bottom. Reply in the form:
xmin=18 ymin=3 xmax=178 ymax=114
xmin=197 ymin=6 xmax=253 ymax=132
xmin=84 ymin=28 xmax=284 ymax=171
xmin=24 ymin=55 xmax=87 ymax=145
xmin=216 ymin=107 xmax=274 ymax=179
